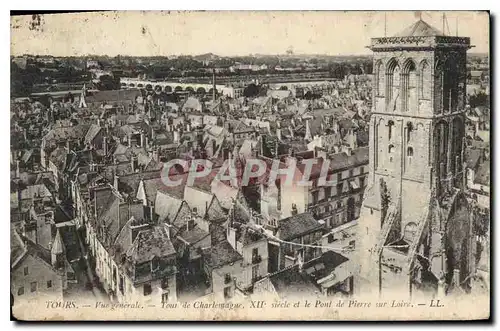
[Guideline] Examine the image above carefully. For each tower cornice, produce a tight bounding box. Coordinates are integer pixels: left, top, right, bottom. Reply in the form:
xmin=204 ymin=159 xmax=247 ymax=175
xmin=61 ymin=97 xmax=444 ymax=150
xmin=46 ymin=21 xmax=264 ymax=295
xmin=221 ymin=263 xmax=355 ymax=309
xmin=369 ymin=36 xmax=472 ymax=51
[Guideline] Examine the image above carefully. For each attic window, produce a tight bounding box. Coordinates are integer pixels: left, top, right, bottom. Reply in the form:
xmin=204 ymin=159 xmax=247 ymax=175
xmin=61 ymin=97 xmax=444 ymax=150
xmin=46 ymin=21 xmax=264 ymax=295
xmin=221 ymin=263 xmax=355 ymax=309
xmin=407 ymin=147 xmax=414 ymax=157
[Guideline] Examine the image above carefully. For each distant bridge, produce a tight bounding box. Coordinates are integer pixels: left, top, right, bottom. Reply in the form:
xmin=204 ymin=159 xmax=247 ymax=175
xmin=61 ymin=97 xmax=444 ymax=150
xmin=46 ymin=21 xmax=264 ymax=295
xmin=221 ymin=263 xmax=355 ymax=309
xmin=120 ymin=78 xmax=228 ymax=94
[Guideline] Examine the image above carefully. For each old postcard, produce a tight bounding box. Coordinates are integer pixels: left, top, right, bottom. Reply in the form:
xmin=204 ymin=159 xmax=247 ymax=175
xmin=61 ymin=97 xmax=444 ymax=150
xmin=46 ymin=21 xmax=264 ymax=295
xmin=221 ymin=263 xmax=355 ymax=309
xmin=10 ymin=10 xmax=490 ymax=321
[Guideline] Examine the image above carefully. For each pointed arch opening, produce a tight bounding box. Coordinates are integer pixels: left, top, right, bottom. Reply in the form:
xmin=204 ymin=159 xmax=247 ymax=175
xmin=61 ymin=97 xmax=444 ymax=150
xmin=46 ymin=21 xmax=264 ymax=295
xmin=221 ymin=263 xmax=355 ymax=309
xmin=375 ymin=60 xmax=385 ymax=97
xmin=419 ymin=60 xmax=431 ymax=100
xmin=443 ymin=56 xmax=459 ymax=112
xmin=386 ymin=58 xmax=400 ymax=111
xmin=434 ymin=120 xmax=449 ymax=174
xmin=402 ymin=59 xmax=417 ymax=112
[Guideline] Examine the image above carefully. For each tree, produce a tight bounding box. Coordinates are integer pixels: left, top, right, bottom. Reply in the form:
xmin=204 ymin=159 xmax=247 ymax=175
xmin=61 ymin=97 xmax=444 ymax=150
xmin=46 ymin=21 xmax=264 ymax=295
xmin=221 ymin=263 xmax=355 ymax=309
xmin=243 ymin=83 xmax=260 ymax=98
xmin=97 ymin=75 xmax=120 ymax=90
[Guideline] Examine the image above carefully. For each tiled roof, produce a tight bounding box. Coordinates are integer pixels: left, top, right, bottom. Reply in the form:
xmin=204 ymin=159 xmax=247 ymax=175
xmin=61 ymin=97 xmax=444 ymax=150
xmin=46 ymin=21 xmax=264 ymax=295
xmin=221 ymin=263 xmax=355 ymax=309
xmin=155 ymin=191 xmax=185 ymax=224
xmin=127 ymin=226 xmax=176 ymax=264
xmin=394 ymin=19 xmax=443 ymax=37
xmin=85 ymin=89 xmax=141 ymax=104
xmin=268 ymin=265 xmax=319 ymax=298
xmin=205 ymin=195 xmax=226 ymax=222
xmin=278 ymin=212 xmax=324 ymax=241
xmin=474 ymin=161 xmax=490 ymax=186
xmin=205 ymin=240 xmax=242 ymax=269
xmin=84 ymin=124 xmax=102 ymax=145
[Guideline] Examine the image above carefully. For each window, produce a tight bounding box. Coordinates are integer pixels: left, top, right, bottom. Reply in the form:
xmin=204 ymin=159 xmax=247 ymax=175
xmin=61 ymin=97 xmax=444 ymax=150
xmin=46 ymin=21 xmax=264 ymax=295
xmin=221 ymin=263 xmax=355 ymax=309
xmin=18 ymin=287 xmax=24 ymax=296
xmin=407 ymin=147 xmax=414 ymax=157
xmin=387 ymin=121 xmax=394 ymax=140
xmin=252 ymin=265 xmax=259 ymax=281
xmin=324 ymin=187 xmax=331 ymax=198
xmin=161 ymin=278 xmax=168 ymax=290
xmin=47 ymin=280 xmax=52 ymax=289
xmin=336 ymin=201 xmax=342 ymax=209
xmin=336 ymin=183 xmax=343 ymax=195
xmin=224 ymin=286 xmax=232 ymax=299
xmin=360 ymin=166 xmax=364 ymax=174
xmin=407 ymin=122 xmax=414 ymax=143
xmin=312 ymin=191 xmax=319 ymax=205
xmin=224 ymin=273 xmax=232 ymax=284
xmin=162 ymin=293 xmax=169 ymax=304
xmin=337 ymin=173 xmax=342 ymax=182
xmin=30 ymin=282 xmax=37 ymax=293
xmin=143 ymin=283 xmax=152 ymax=296
xmin=420 ymin=61 xmax=431 ymax=99
xmin=349 ymin=240 xmax=356 ymax=248
xmin=349 ymin=169 xmax=354 ymax=177
xmin=388 ymin=144 xmax=395 ymax=163
xmin=24 ymin=267 xmax=28 ymax=276
xmin=327 ymin=234 xmax=334 ymax=243
xmin=359 ymin=176 xmax=365 ymax=189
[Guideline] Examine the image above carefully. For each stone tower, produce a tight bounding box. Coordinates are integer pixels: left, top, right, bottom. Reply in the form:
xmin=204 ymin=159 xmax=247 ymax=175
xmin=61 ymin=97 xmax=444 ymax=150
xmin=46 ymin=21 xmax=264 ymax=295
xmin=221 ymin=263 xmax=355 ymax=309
xmin=357 ymin=19 xmax=474 ymax=297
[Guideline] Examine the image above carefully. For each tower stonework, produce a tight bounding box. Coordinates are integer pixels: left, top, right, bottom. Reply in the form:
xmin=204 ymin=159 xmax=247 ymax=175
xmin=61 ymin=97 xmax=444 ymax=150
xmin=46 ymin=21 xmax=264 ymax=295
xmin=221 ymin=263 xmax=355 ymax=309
xmin=357 ymin=20 xmax=474 ymax=297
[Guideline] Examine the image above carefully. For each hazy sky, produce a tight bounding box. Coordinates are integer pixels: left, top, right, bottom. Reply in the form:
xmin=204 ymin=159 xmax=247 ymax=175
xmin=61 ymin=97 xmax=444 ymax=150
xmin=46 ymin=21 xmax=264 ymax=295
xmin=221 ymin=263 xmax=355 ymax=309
xmin=10 ymin=11 xmax=489 ymax=57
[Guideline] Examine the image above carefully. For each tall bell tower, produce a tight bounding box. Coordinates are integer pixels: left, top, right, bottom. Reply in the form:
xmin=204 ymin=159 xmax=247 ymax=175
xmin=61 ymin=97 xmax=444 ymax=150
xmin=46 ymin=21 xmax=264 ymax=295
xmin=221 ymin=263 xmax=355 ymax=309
xmin=357 ymin=19 xmax=473 ymax=297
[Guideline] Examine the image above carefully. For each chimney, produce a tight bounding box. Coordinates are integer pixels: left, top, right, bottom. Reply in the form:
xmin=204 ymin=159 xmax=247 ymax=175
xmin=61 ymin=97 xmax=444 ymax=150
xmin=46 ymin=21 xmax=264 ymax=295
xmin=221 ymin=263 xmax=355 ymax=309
xmin=114 ymin=174 xmax=119 ymax=191
xmin=305 ymin=119 xmax=312 ymax=140
xmin=130 ymin=222 xmax=150 ymax=243
xmin=15 ymin=160 xmax=20 ymax=178
xmin=149 ymin=204 xmax=155 ymax=223
xmin=276 ymin=128 xmax=282 ymax=141
xmin=131 ymin=155 xmax=138 ymax=173
xmin=140 ymin=131 xmax=145 ymax=148
xmin=173 ymin=129 xmax=180 ymax=143
xmin=127 ymin=135 xmax=132 ymax=147
xmin=102 ymin=136 xmax=107 ymax=155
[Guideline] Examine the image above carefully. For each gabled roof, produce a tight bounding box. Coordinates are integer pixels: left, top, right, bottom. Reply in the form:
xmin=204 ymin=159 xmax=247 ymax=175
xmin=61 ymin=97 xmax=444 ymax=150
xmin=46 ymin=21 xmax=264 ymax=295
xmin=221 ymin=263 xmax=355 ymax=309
xmin=205 ymin=240 xmax=243 ymax=269
xmin=278 ymin=212 xmax=324 ymax=241
xmin=394 ymin=19 xmax=443 ymax=37
xmin=126 ymin=226 xmax=176 ymax=264
xmin=84 ymin=124 xmax=102 ymax=145
xmin=205 ymin=195 xmax=226 ymax=222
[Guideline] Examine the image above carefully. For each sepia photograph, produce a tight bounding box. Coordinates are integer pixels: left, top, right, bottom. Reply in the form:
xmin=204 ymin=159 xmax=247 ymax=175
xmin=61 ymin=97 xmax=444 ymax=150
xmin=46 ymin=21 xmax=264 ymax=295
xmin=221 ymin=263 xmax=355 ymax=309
xmin=9 ymin=10 xmax=490 ymax=321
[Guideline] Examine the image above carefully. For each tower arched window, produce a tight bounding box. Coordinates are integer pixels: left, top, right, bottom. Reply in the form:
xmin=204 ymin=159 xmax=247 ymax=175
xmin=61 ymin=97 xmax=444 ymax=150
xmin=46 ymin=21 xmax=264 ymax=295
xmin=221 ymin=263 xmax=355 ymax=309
xmin=386 ymin=59 xmax=400 ymax=111
xmin=407 ymin=146 xmax=414 ymax=157
xmin=443 ymin=57 xmax=459 ymax=112
xmin=419 ymin=61 xmax=431 ymax=99
xmin=406 ymin=122 xmax=414 ymax=143
xmin=388 ymin=144 xmax=395 ymax=163
xmin=402 ymin=59 xmax=417 ymax=112
xmin=387 ymin=120 xmax=395 ymax=141
xmin=375 ymin=61 xmax=385 ymax=96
